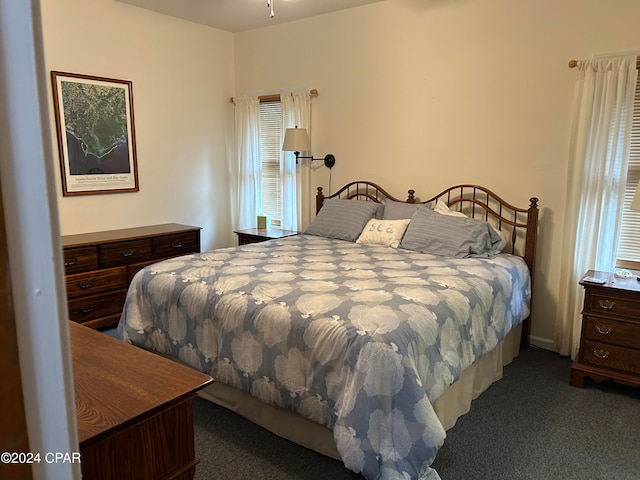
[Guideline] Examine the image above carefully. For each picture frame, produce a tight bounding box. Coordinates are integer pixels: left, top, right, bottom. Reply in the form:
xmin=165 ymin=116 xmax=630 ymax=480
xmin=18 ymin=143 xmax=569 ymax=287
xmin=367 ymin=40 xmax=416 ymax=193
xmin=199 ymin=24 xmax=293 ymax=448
xmin=51 ymin=71 xmax=139 ymax=196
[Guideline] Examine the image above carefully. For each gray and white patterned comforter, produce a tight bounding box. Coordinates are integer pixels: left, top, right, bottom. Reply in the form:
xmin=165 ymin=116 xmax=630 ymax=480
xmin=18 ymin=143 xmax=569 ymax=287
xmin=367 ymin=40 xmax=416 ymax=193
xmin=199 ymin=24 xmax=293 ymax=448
xmin=119 ymin=234 xmax=531 ymax=480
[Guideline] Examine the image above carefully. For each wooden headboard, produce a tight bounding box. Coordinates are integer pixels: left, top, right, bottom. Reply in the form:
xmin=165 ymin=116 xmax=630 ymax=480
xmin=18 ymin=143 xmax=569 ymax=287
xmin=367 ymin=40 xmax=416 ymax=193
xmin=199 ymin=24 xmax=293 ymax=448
xmin=316 ymin=181 xmax=539 ymax=348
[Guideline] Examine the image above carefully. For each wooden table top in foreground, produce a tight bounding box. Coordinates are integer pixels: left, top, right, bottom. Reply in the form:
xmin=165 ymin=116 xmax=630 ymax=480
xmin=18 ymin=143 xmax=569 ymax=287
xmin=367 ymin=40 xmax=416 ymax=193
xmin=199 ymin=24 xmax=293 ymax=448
xmin=69 ymin=321 xmax=213 ymax=448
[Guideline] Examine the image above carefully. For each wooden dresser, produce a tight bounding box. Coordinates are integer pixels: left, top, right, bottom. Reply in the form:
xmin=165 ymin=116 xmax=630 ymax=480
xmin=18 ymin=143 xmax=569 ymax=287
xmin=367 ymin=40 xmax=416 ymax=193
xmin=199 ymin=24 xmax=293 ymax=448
xmin=570 ymin=270 xmax=640 ymax=388
xmin=62 ymin=224 xmax=201 ymax=329
xmin=70 ymin=321 xmax=213 ymax=480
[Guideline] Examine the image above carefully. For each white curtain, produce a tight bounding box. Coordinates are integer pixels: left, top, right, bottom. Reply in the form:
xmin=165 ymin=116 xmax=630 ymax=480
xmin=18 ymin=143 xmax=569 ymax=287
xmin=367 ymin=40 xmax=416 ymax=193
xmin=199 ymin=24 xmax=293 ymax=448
xmin=281 ymin=91 xmax=311 ymax=231
xmin=234 ymin=96 xmax=262 ymax=230
xmin=555 ymin=55 xmax=637 ymax=357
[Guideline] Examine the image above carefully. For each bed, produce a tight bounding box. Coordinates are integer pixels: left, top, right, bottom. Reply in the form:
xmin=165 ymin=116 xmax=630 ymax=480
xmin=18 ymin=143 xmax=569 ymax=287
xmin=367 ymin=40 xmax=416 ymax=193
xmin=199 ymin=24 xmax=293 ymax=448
xmin=118 ymin=181 xmax=539 ymax=480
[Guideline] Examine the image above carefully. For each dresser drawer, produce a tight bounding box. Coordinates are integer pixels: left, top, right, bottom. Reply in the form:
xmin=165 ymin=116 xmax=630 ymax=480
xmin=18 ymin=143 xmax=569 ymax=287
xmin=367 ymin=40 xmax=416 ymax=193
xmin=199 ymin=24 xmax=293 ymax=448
xmin=82 ymin=313 xmax=123 ymax=330
xmin=63 ymin=246 xmax=98 ymax=274
xmin=580 ymin=339 xmax=640 ymax=376
xmin=99 ymin=239 xmax=152 ymax=267
xmin=583 ymin=316 xmax=640 ymax=349
xmin=153 ymin=231 xmax=199 ymax=258
xmin=585 ymin=291 xmax=640 ymax=319
xmin=68 ymin=289 xmax=127 ymax=323
xmin=66 ymin=267 xmax=127 ymax=299
xmin=237 ymin=233 xmax=267 ymax=245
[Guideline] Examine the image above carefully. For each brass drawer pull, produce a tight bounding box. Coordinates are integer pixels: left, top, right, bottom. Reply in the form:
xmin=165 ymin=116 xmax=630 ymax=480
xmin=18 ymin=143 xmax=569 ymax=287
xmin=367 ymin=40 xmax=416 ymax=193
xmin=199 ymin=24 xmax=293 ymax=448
xmin=171 ymin=241 xmax=183 ymax=248
xmin=77 ymin=279 xmax=95 ymax=290
xmin=65 ymin=257 xmax=77 ymax=267
xmin=592 ymin=349 xmax=610 ymax=359
xmin=595 ymin=324 xmax=612 ymax=335
xmin=598 ymin=299 xmax=615 ymax=310
xmin=80 ymin=305 xmax=96 ymax=314
xmin=121 ymin=250 xmax=135 ymax=257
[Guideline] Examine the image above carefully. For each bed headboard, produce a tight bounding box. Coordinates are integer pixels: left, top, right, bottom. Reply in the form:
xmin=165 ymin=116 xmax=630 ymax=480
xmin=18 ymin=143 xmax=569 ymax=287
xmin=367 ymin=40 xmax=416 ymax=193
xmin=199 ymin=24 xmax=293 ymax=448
xmin=316 ymin=181 xmax=539 ymax=348
xmin=316 ymin=180 xmax=418 ymax=211
xmin=424 ymin=185 xmax=539 ymax=275
xmin=316 ymin=181 xmax=538 ymax=272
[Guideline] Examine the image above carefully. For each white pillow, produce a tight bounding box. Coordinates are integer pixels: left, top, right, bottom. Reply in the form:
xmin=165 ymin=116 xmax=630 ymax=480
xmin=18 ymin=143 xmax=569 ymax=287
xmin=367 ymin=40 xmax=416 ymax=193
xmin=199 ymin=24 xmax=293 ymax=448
xmin=356 ymin=218 xmax=411 ymax=248
xmin=433 ymin=200 xmax=467 ymax=217
xmin=433 ymin=200 xmax=509 ymax=251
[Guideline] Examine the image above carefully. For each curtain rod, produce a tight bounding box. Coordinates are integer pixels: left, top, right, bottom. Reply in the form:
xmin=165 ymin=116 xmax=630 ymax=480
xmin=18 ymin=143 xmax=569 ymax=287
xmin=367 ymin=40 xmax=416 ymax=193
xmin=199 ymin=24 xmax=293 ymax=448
xmin=230 ymin=88 xmax=318 ymax=103
xmin=568 ymin=57 xmax=640 ymax=69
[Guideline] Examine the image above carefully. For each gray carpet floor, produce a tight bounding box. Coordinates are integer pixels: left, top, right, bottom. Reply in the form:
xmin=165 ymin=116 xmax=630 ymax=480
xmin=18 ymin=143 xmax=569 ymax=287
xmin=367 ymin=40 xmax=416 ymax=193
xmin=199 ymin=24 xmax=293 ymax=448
xmin=102 ymin=328 xmax=640 ymax=479
xmin=190 ymin=347 xmax=640 ymax=480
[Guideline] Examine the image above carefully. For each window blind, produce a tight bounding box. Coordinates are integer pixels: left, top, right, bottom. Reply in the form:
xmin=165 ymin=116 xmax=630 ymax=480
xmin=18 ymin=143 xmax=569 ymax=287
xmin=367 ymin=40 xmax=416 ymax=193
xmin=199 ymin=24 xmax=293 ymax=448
xmin=259 ymin=101 xmax=282 ymax=225
xmin=617 ymin=74 xmax=640 ymax=267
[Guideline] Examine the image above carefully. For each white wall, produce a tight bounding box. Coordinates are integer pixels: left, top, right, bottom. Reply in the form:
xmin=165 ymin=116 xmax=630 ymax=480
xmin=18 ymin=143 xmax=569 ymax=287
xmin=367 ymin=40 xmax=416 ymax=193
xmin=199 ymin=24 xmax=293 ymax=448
xmin=40 ymin=0 xmax=236 ymax=250
xmin=234 ymin=0 xmax=640 ymax=347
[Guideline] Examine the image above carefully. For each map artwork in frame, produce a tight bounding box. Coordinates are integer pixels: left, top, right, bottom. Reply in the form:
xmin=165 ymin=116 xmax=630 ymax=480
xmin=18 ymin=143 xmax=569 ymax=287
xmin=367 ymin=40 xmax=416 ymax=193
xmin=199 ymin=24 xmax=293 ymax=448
xmin=51 ymin=71 xmax=139 ymax=196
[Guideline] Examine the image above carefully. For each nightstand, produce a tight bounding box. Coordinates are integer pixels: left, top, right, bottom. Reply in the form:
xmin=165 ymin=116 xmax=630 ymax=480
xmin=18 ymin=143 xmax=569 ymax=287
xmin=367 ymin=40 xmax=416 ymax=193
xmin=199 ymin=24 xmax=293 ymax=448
xmin=234 ymin=227 xmax=299 ymax=245
xmin=570 ymin=269 xmax=640 ymax=388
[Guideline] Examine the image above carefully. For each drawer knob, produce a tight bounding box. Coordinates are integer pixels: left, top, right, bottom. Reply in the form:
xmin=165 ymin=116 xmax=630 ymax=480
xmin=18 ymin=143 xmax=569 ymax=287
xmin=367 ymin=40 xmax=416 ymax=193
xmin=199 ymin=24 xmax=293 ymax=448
xmin=171 ymin=241 xmax=183 ymax=248
xmin=65 ymin=257 xmax=77 ymax=267
xmin=121 ymin=249 xmax=135 ymax=257
xmin=80 ymin=305 xmax=96 ymax=314
xmin=598 ymin=299 xmax=615 ymax=310
xmin=593 ymin=349 xmax=610 ymax=359
xmin=595 ymin=324 xmax=613 ymax=335
xmin=77 ymin=279 xmax=95 ymax=290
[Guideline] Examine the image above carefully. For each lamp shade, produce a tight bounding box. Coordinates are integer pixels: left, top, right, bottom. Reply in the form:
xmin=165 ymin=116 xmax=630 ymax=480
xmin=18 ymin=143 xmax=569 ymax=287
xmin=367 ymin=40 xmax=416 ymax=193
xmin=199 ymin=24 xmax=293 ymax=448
xmin=282 ymin=127 xmax=310 ymax=152
xmin=632 ymin=181 xmax=640 ymax=211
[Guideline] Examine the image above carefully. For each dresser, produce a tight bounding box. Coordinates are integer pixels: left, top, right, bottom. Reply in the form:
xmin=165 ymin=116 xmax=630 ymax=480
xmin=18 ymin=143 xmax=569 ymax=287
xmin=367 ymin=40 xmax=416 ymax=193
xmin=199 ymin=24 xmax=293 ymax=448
xmin=570 ymin=270 xmax=640 ymax=388
xmin=62 ymin=224 xmax=201 ymax=329
xmin=70 ymin=321 xmax=213 ymax=480
xmin=234 ymin=227 xmax=298 ymax=245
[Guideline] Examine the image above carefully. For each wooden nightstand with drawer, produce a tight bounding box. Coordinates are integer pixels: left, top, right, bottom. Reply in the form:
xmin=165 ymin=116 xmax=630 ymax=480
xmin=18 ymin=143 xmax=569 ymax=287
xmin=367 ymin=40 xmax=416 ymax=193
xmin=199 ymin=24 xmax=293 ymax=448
xmin=234 ymin=227 xmax=299 ymax=245
xmin=570 ymin=270 xmax=640 ymax=388
xmin=62 ymin=223 xmax=201 ymax=329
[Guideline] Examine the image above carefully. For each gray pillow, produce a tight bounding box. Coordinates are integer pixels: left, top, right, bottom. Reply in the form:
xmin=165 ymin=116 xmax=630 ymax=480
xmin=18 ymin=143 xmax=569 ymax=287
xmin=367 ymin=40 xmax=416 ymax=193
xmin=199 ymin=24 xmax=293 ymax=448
xmin=304 ymin=199 xmax=381 ymax=242
xmin=372 ymin=202 xmax=385 ymax=219
xmin=400 ymin=205 xmax=503 ymax=258
xmin=383 ymin=200 xmax=428 ymax=220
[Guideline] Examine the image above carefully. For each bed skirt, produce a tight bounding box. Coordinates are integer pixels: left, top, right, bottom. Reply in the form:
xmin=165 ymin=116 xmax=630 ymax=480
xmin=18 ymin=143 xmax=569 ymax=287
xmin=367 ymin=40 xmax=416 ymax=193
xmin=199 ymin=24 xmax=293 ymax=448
xmin=197 ymin=323 xmax=523 ymax=461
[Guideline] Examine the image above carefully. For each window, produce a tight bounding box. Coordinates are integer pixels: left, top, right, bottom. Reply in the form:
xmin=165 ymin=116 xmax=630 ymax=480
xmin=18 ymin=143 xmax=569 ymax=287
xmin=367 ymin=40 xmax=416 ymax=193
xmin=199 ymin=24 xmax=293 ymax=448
xmin=617 ymin=73 xmax=640 ymax=270
xmin=259 ymin=97 xmax=282 ymax=226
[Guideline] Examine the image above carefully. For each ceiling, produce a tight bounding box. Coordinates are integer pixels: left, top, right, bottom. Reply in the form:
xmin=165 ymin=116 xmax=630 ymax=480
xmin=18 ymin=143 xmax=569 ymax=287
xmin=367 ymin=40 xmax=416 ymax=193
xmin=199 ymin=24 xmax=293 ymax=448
xmin=116 ymin=0 xmax=386 ymax=33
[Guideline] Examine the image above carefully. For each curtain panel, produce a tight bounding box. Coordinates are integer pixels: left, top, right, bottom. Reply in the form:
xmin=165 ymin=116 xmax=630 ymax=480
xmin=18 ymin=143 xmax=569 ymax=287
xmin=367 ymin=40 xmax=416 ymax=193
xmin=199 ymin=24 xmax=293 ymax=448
xmin=555 ymin=55 xmax=637 ymax=357
xmin=281 ymin=91 xmax=311 ymax=231
xmin=233 ymin=91 xmax=312 ymax=233
xmin=233 ymin=96 xmax=262 ymax=230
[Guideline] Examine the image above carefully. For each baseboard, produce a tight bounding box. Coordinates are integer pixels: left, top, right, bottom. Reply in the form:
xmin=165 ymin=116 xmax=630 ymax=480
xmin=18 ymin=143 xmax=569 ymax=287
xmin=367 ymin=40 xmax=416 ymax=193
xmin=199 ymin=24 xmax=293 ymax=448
xmin=529 ymin=335 xmax=557 ymax=352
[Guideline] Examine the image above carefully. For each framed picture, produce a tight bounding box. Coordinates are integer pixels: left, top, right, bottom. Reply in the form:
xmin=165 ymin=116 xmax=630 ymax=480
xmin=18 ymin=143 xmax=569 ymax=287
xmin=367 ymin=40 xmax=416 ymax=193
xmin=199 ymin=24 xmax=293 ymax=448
xmin=51 ymin=71 xmax=139 ymax=196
